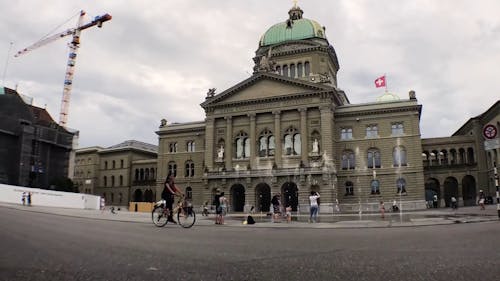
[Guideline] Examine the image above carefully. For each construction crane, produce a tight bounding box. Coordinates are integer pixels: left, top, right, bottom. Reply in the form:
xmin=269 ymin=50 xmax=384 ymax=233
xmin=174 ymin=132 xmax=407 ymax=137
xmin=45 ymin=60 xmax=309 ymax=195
xmin=15 ymin=10 xmax=112 ymax=127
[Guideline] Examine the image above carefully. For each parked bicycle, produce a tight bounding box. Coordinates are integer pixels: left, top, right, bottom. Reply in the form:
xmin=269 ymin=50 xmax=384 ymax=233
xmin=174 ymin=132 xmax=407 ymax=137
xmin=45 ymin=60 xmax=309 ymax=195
xmin=152 ymin=194 xmax=196 ymax=228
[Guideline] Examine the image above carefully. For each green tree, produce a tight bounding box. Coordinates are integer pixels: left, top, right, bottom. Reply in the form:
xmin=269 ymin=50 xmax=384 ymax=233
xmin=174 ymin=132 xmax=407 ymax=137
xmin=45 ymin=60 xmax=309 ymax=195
xmin=49 ymin=177 xmax=77 ymax=193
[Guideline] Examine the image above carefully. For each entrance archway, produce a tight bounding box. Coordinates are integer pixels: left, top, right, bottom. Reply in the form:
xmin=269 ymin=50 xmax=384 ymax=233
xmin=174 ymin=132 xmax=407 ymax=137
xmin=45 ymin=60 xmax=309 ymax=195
xmin=230 ymin=184 xmax=245 ymax=212
xmin=425 ymin=178 xmax=440 ymax=207
xmin=443 ymin=177 xmax=458 ymax=207
xmin=255 ymin=183 xmax=271 ymax=212
xmin=133 ymin=189 xmax=143 ymax=202
xmin=282 ymin=182 xmax=298 ymax=211
xmin=144 ymin=189 xmax=154 ymax=202
xmin=462 ymin=175 xmax=476 ymax=206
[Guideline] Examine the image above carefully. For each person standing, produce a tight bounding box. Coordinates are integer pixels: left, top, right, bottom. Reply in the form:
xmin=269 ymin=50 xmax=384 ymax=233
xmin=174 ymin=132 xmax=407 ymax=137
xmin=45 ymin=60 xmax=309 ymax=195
xmin=271 ymin=194 xmax=281 ymax=223
xmin=309 ymin=191 xmax=320 ymax=223
xmin=478 ymin=190 xmax=486 ymax=210
xmin=432 ymin=194 xmax=438 ymax=208
xmin=285 ymin=205 xmax=292 ymax=223
xmin=451 ymin=196 xmax=458 ymax=209
xmin=379 ymin=201 xmax=385 ymax=219
xmin=161 ymin=173 xmax=183 ymax=223
xmin=21 ymin=192 xmax=26 ymax=206
xmin=214 ymin=190 xmax=222 ymax=224
xmin=218 ymin=192 xmax=228 ymax=225
xmin=27 ymin=192 xmax=32 ymax=206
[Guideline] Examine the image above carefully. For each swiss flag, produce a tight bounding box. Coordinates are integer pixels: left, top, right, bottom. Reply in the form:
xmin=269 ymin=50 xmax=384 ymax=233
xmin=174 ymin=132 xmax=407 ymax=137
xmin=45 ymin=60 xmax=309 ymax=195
xmin=374 ymin=76 xmax=386 ymax=88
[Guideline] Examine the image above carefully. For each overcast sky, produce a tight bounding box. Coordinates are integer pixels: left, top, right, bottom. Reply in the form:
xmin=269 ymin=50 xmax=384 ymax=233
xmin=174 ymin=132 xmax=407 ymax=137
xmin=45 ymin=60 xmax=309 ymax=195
xmin=1 ymin=0 xmax=499 ymax=148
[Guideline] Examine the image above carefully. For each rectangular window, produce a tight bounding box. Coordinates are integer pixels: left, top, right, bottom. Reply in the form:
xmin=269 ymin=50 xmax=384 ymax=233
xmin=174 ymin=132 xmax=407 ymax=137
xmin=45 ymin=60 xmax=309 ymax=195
xmin=391 ymin=123 xmax=404 ymax=136
xmin=341 ymin=128 xmax=353 ymax=140
xmin=366 ymin=125 xmax=378 ymax=138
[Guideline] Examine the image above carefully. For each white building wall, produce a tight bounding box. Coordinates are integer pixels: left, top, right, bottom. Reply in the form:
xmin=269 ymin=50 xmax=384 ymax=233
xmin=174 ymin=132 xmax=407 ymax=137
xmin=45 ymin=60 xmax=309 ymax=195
xmin=0 ymin=184 xmax=100 ymax=210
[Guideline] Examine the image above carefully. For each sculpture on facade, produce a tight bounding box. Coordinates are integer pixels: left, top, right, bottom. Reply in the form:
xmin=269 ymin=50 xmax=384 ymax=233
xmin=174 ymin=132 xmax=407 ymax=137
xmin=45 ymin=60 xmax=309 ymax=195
xmin=312 ymin=138 xmax=319 ymax=153
xmin=217 ymin=145 xmax=224 ymax=159
xmin=206 ymin=88 xmax=216 ymax=98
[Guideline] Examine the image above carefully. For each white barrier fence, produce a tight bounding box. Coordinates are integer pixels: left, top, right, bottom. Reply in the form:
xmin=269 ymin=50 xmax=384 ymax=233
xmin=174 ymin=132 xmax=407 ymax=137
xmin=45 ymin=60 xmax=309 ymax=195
xmin=0 ymin=183 xmax=100 ymax=210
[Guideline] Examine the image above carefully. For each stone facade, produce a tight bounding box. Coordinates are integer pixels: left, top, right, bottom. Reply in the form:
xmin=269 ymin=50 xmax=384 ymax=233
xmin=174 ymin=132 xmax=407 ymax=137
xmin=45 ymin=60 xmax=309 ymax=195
xmin=155 ymin=6 xmax=427 ymax=213
xmin=74 ymin=140 xmax=157 ymax=206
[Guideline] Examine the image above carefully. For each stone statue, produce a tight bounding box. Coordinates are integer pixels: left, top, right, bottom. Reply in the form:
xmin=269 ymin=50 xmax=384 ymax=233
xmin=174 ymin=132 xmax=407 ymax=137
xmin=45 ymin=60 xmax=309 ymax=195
xmin=254 ymin=48 xmax=276 ymax=73
xmin=312 ymin=138 xmax=319 ymax=153
xmin=206 ymin=88 xmax=216 ymax=98
xmin=217 ymin=145 xmax=224 ymax=159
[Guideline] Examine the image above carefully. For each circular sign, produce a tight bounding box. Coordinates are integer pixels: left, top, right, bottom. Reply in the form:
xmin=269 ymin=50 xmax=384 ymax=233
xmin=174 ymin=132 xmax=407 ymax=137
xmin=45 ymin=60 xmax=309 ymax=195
xmin=483 ymin=124 xmax=497 ymax=139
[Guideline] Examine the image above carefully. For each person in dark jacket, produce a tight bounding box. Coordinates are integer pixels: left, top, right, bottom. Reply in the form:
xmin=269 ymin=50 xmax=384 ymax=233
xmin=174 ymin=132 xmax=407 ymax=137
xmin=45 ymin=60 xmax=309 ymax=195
xmin=161 ymin=173 xmax=183 ymax=223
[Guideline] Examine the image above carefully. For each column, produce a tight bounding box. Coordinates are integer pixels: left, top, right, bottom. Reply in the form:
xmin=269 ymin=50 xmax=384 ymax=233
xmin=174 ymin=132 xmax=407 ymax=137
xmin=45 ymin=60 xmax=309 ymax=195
xmin=204 ymin=117 xmax=215 ymax=170
xmin=249 ymin=113 xmax=256 ymax=169
xmin=320 ymin=106 xmax=334 ymax=157
xmin=299 ymin=108 xmax=308 ymax=165
xmin=273 ymin=111 xmax=282 ymax=168
xmin=225 ymin=116 xmax=233 ymax=170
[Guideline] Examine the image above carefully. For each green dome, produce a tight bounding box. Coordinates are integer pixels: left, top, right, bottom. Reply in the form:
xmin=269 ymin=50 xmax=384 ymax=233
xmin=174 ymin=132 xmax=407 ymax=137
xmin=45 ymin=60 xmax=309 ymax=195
xmin=377 ymin=92 xmax=400 ymax=102
xmin=259 ymin=6 xmax=326 ymax=46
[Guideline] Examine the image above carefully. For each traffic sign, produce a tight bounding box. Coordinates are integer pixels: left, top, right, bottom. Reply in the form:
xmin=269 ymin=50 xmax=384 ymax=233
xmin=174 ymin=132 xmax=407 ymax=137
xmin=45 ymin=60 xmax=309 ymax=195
xmin=483 ymin=124 xmax=497 ymax=139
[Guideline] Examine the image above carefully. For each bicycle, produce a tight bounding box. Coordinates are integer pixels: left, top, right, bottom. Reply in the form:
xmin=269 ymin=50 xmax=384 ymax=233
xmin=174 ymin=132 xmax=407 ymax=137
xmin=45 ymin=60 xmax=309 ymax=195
xmin=152 ymin=195 xmax=196 ymax=228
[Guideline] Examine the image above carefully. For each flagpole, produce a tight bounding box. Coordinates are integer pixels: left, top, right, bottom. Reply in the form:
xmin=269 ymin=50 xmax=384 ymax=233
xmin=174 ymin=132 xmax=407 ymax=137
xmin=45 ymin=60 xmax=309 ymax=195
xmin=384 ymin=73 xmax=388 ymax=93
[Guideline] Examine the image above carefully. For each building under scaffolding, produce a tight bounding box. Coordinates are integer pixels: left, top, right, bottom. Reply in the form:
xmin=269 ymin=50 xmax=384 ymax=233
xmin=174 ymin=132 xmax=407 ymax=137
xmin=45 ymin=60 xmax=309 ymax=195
xmin=0 ymin=87 xmax=77 ymax=188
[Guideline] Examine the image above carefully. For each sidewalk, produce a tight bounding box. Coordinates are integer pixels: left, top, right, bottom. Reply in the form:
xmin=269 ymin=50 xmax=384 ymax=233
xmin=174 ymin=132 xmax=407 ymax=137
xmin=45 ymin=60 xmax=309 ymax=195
xmin=1 ymin=202 xmax=498 ymax=229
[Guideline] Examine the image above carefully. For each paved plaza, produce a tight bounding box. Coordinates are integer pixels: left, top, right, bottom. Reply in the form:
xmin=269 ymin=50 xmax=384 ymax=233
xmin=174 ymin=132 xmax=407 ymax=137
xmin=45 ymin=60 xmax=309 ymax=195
xmin=1 ymin=202 xmax=498 ymax=228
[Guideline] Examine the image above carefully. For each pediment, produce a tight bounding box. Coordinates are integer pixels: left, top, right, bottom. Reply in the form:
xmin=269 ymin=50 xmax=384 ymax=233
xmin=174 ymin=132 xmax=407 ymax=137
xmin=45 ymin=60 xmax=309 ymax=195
xmin=201 ymin=73 xmax=331 ymax=108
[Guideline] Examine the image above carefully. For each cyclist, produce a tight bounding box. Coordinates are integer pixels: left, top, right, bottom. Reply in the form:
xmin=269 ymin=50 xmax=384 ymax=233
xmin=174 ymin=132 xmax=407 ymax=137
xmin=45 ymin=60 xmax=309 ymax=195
xmin=161 ymin=173 xmax=184 ymax=223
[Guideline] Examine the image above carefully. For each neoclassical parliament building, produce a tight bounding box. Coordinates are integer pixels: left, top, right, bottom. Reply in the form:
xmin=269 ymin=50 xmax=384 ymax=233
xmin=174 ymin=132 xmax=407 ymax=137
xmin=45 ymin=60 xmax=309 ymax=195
xmin=74 ymin=5 xmax=500 ymax=212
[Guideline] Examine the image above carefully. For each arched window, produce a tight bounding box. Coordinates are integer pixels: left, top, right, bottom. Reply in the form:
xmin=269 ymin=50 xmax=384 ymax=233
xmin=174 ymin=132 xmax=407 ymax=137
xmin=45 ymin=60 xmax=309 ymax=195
xmin=283 ymin=65 xmax=289 ymax=77
xmin=135 ymin=169 xmax=139 ymax=181
xmin=111 ymin=176 xmax=115 ymax=187
xmin=467 ymin=147 xmax=474 ymax=164
xmin=111 ymin=192 xmax=114 ymax=203
xmin=168 ymin=161 xmax=177 ymax=177
xmin=341 ymin=150 xmax=355 ymax=170
xmin=393 ymin=146 xmax=407 ymax=167
xmin=186 ymin=187 xmax=193 ymax=199
xmin=235 ymin=132 xmax=249 ymax=159
xmin=187 ymin=141 xmax=195 ymax=152
xmin=297 ymin=63 xmax=303 ymax=77
xmin=103 ymin=176 xmax=107 ymax=187
xmin=367 ymin=148 xmax=381 ymax=168
xmin=397 ymin=178 xmax=407 ymax=194
xmin=145 ymin=168 xmax=150 ymax=180
xmin=258 ymin=129 xmax=274 ymax=157
xmin=371 ymin=180 xmax=380 ymax=194
xmin=112 ymin=160 xmax=116 ymax=169
xmin=345 ymin=181 xmax=354 ymax=196
xmin=290 ymin=63 xmax=296 ymax=78
xmin=284 ymin=127 xmax=301 ymax=156
xmin=150 ymin=168 xmax=155 ymax=180
xmin=185 ymin=161 xmax=194 ymax=177
xmin=276 ymin=65 xmax=281 ymax=75
xmin=104 ymin=161 xmax=108 ymax=169
xmin=119 ymin=175 xmax=123 ymax=186
xmin=140 ymin=168 xmax=144 ymax=180
xmin=304 ymin=61 xmax=310 ymax=76
xmin=119 ymin=193 xmax=123 ymax=204
xmin=120 ymin=159 xmax=124 ymax=168
xmin=244 ymin=138 xmax=251 ymax=158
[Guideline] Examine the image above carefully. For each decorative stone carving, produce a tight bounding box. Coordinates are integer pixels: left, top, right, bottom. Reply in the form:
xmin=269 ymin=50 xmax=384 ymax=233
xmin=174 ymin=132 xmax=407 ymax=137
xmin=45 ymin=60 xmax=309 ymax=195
xmin=206 ymin=88 xmax=216 ymax=98
xmin=160 ymin=118 xmax=167 ymax=127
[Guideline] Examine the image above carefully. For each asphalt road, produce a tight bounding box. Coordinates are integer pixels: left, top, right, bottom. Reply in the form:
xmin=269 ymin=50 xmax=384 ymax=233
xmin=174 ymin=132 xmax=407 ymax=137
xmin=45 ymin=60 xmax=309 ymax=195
xmin=1 ymin=207 xmax=499 ymax=281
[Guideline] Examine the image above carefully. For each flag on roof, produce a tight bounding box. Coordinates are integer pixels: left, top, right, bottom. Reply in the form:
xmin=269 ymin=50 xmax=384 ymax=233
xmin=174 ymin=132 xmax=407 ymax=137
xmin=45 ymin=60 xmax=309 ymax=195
xmin=374 ymin=76 xmax=386 ymax=88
